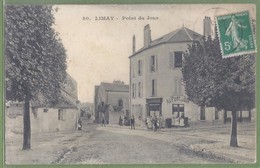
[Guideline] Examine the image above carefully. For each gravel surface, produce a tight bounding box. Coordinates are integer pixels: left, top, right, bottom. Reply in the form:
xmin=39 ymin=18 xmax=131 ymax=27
xmin=5 ymin=117 xmax=256 ymax=164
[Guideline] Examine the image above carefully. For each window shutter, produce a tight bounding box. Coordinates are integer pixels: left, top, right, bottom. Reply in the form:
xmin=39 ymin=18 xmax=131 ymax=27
xmin=138 ymin=60 xmax=141 ymax=75
xmin=132 ymin=84 xmax=135 ymax=98
xmin=155 ymin=55 xmax=158 ymax=71
xmin=141 ymin=82 xmax=143 ymax=97
xmin=138 ymin=82 xmax=140 ymax=98
xmin=150 ymin=56 xmax=152 ymax=71
xmin=141 ymin=60 xmax=143 ymax=75
xmin=139 ymin=82 xmax=143 ymax=98
xmin=134 ymin=84 xmax=136 ymax=97
xmin=154 ymin=79 xmax=157 ymax=96
xmin=169 ymin=52 xmax=173 ymax=69
xmin=132 ymin=63 xmax=135 ymax=77
xmin=151 ymin=80 xmax=154 ymax=96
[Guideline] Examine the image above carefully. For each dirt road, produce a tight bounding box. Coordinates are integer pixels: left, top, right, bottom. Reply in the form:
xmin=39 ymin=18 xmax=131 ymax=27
xmin=6 ymin=119 xmax=255 ymax=164
xmin=56 ymin=124 xmax=222 ymax=164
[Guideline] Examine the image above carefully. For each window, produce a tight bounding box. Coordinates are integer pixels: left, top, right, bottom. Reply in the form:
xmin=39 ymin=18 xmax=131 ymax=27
xmin=152 ymin=79 xmax=157 ymax=96
xmin=172 ymin=104 xmax=184 ymax=117
xmin=150 ymin=55 xmax=157 ymax=72
xmin=200 ymin=106 xmax=206 ymax=120
xmin=138 ymin=60 xmax=143 ymax=76
xmin=58 ymin=109 xmax=64 ymax=121
xmin=43 ymin=109 xmax=48 ymax=113
xmin=138 ymin=82 xmax=143 ymax=98
xmin=174 ymin=52 xmax=183 ymax=68
xmin=118 ymin=99 xmax=123 ymax=108
xmin=169 ymin=52 xmax=174 ymax=68
xmin=132 ymin=84 xmax=136 ymax=98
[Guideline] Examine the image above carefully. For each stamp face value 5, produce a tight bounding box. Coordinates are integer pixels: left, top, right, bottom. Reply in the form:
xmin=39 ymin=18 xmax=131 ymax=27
xmin=216 ymin=11 xmax=256 ymax=58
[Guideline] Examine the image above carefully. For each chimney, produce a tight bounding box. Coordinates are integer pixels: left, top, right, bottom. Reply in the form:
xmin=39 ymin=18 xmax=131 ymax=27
xmin=203 ymin=16 xmax=212 ymax=39
xmin=144 ymin=24 xmax=151 ymax=48
xmin=132 ymin=35 xmax=136 ymax=54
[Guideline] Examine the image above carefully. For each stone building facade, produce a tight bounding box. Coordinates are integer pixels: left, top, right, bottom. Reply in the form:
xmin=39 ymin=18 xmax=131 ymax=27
xmin=129 ymin=17 xmax=228 ymax=126
xmin=94 ymin=82 xmax=129 ymax=124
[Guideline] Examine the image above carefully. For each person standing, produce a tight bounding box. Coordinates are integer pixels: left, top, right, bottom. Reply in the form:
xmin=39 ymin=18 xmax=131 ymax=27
xmin=130 ymin=115 xmax=135 ymax=130
xmin=153 ymin=115 xmax=158 ymax=132
xmin=78 ymin=117 xmax=82 ymax=130
xmin=119 ymin=116 xmax=123 ymax=126
xmin=102 ymin=118 xmax=105 ymax=127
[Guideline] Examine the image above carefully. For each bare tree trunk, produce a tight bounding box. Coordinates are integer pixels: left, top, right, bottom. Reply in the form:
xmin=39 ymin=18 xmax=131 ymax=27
xmin=23 ymin=99 xmax=31 ymax=150
xmin=240 ymin=111 xmax=242 ymax=123
xmin=223 ymin=110 xmax=227 ymax=124
xmin=248 ymin=109 xmax=251 ymax=122
xmin=230 ymin=110 xmax=238 ymax=147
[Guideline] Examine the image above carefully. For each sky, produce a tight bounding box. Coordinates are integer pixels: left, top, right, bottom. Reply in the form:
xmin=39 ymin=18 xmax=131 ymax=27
xmin=53 ymin=4 xmax=255 ymax=103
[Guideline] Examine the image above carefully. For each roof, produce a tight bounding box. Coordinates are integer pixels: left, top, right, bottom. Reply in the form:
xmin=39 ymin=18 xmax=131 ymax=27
xmin=130 ymin=26 xmax=202 ymax=57
xmin=31 ymin=95 xmax=78 ymax=109
xmin=100 ymin=82 xmax=129 ymax=92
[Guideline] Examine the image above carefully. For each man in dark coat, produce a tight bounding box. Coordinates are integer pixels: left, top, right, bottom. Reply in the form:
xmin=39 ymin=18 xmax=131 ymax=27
xmin=130 ymin=115 xmax=135 ymax=130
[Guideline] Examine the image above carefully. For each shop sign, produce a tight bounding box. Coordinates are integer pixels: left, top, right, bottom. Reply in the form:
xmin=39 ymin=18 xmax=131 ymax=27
xmin=166 ymin=95 xmax=189 ymax=104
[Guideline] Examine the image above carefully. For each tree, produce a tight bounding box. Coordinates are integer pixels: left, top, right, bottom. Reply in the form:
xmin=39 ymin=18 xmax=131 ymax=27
xmin=182 ymin=36 xmax=255 ymax=147
xmin=5 ymin=5 xmax=67 ymax=150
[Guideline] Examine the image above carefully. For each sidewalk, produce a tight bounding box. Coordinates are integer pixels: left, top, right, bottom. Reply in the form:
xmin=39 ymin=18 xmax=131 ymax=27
xmin=105 ymin=121 xmax=256 ymax=163
xmin=182 ymin=122 xmax=256 ymax=163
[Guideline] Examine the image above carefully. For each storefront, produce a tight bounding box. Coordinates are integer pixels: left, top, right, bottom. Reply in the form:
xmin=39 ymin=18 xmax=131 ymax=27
xmin=146 ymin=98 xmax=163 ymax=117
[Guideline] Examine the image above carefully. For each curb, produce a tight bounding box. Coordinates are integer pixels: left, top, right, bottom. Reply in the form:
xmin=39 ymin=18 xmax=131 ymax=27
xmin=178 ymin=144 xmax=239 ymax=163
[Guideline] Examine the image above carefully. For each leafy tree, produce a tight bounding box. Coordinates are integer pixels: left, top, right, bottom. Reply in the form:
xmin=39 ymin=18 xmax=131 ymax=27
xmin=182 ymin=36 xmax=255 ymax=147
xmin=5 ymin=5 xmax=67 ymax=150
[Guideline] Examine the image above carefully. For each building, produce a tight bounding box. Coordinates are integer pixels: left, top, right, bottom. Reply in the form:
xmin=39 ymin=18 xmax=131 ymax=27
xmin=6 ymin=73 xmax=80 ymax=133
xmin=94 ymin=82 xmax=129 ymax=124
xmin=129 ymin=17 xmax=228 ymax=126
xmin=30 ymin=98 xmax=78 ymax=133
xmin=6 ymin=101 xmax=23 ymax=117
xmin=30 ymin=73 xmax=80 ymax=133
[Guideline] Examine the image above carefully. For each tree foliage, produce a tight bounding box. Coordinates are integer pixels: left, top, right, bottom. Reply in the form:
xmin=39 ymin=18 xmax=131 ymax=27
xmin=182 ymin=36 xmax=255 ymax=147
xmin=5 ymin=5 xmax=67 ymax=104
xmin=5 ymin=5 xmax=67 ymax=149
xmin=182 ymin=37 xmax=255 ymax=111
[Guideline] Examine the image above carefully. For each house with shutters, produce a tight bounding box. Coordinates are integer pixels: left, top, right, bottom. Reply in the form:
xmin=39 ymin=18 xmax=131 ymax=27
xmin=94 ymin=81 xmax=129 ymax=124
xmin=129 ymin=17 xmax=230 ymax=126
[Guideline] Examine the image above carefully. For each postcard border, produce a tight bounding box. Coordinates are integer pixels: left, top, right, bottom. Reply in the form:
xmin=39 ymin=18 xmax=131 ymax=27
xmin=1 ymin=0 xmax=259 ymax=168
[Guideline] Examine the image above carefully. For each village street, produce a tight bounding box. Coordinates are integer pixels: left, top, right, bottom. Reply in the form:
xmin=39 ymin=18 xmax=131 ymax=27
xmin=5 ymin=117 xmax=256 ymax=165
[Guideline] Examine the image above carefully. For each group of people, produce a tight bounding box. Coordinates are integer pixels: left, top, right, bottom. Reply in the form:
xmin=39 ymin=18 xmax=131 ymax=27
xmin=151 ymin=116 xmax=159 ymax=131
xmin=118 ymin=115 xmax=136 ymax=130
xmin=97 ymin=114 xmax=163 ymax=132
xmin=145 ymin=115 xmax=160 ymax=131
xmin=130 ymin=115 xmax=159 ymax=131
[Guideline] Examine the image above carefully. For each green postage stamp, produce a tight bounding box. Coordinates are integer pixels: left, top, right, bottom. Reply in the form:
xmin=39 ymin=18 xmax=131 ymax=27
xmin=216 ymin=11 xmax=256 ymax=58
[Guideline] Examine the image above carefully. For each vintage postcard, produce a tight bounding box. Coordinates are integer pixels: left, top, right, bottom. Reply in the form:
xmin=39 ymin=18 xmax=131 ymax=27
xmin=4 ymin=3 xmax=257 ymax=166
